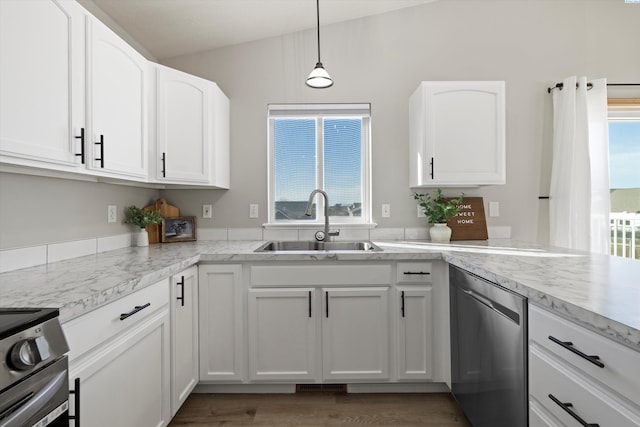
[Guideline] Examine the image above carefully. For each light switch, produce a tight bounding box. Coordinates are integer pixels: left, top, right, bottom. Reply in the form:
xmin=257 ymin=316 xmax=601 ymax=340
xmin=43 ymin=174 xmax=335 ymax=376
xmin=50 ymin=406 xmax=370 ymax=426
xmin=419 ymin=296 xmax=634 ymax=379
xmin=249 ymin=204 xmax=259 ymax=218
xmin=381 ymin=204 xmax=391 ymax=218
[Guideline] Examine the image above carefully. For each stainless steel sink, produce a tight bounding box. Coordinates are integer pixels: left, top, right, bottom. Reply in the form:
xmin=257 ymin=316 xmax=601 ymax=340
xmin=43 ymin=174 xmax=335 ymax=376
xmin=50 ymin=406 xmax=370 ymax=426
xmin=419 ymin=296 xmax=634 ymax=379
xmin=255 ymin=240 xmax=382 ymax=252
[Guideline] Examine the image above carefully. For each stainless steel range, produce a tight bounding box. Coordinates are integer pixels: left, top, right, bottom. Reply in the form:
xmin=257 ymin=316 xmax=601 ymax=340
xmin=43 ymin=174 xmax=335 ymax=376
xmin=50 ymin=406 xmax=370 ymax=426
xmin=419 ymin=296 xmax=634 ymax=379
xmin=0 ymin=308 xmax=70 ymax=427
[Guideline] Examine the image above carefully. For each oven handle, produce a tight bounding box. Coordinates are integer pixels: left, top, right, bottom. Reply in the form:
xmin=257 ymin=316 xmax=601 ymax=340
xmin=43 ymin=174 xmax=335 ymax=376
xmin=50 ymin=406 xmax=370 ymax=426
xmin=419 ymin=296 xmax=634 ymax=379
xmin=0 ymin=369 xmax=67 ymax=426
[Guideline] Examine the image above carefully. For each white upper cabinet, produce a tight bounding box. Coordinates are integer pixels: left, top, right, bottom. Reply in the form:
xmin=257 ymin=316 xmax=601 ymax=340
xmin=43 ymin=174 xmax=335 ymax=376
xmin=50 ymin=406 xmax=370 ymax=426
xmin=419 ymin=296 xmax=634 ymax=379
xmin=86 ymin=16 xmax=148 ymax=179
xmin=154 ymin=64 xmax=229 ymax=187
xmin=409 ymin=81 xmax=506 ymax=187
xmin=0 ymin=0 xmax=85 ymax=169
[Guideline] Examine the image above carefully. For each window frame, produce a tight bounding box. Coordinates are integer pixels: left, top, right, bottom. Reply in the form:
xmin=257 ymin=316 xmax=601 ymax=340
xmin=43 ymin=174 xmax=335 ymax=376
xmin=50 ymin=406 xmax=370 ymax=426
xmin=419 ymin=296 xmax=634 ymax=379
xmin=267 ymin=103 xmax=372 ymax=227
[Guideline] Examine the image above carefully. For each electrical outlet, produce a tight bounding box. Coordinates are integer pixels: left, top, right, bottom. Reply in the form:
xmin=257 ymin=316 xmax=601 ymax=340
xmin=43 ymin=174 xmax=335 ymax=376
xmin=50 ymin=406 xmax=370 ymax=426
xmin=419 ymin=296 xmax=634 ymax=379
xmin=203 ymin=204 xmax=212 ymax=218
xmin=249 ymin=204 xmax=259 ymax=218
xmin=381 ymin=204 xmax=391 ymax=218
xmin=108 ymin=205 xmax=117 ymax=223
xmin=489 ymin=201 xmax=500 ymax=217
xmin=417 ymin=205 xmax=425 ymax=218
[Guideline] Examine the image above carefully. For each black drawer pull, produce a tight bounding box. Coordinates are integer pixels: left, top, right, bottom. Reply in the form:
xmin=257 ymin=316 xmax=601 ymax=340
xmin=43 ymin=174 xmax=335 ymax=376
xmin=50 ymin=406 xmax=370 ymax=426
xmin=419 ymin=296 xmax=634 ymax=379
xmin=69 ymin=377 xmax=80 ymax=426
xmin=119 ymin=302 xmax=151 ymax=320
xmin=430 ymin=157 xmax=434 ymax=179
xmin=403 ymin=271 xmax=430 ymax=275
xmin=95 ymin=134 xmax=104 ymax=168
xmin=548 ymin=394 xmax=599 ymax=427
xmin=176 ymin=276 xmax=185 ymax=307
xmin=548 ymin=336 xmax=605 ymax=368
xmin=401 ymin=291 xmax=405 ymax=317
xmin=75 ymin=128 xmax=85 ymax=164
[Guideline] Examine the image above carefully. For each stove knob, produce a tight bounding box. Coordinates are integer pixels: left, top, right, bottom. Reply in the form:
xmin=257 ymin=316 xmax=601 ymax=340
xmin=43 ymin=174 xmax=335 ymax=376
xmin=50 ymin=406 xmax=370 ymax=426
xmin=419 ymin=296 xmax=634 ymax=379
xmin=9 ymin=339 xmax=43 ymax=371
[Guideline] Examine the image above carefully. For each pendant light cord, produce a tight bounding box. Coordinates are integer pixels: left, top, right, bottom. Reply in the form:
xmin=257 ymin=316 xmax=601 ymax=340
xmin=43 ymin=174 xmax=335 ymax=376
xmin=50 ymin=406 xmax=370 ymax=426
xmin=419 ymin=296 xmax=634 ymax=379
xmin=315 ymin=0 xmax=321 ymax=63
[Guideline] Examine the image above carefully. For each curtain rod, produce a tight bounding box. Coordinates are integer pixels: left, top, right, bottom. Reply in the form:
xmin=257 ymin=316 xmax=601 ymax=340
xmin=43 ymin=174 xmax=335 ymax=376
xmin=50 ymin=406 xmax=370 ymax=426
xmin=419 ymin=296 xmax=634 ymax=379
xmin=547 ymin=82 xmax=640 ymax=94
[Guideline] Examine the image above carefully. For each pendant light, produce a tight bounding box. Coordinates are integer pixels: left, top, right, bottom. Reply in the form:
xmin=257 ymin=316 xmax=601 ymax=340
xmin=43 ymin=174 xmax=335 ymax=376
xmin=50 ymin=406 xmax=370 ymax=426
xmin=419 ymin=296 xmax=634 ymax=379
xmin=306 ymin=0 xmax=333 ymax=88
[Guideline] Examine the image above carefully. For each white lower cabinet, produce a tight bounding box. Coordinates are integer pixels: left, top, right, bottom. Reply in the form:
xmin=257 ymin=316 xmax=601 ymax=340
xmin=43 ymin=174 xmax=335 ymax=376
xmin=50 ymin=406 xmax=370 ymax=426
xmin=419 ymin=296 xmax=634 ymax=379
xmin=528 ymin=304 xmax=640 ymax=427
xmin=198 ymin=264 xmax=244 ymax=382
xmin=322 ymin=287 xmax=390 ymax=381
xmin=396 ymin=286 xmax=433 ymax=380
xmin=248 ymin=286 xmax=390 ymax=382
xmin=170 ymin=266 xmax=198 ymax=416
xmin=64 ymin=279 xmax=171 ymax=427
xmin=248 ymin=288 xmax=320 ymax=381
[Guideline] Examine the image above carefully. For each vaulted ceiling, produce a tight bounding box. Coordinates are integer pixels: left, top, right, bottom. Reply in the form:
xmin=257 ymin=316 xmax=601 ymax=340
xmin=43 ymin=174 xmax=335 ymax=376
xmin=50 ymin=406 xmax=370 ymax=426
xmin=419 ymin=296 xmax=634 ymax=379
xmin=79 ymin=0 xmax=436 ymax=60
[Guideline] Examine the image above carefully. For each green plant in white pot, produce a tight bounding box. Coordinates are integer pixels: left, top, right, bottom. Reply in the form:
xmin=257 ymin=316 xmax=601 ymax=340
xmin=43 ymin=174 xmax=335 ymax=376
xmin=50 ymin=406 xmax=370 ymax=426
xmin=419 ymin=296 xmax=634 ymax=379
xmin=123 ymin=206 xmax=163 ymax=247
xmin=414 ymin=189 xmax=464 ymax=243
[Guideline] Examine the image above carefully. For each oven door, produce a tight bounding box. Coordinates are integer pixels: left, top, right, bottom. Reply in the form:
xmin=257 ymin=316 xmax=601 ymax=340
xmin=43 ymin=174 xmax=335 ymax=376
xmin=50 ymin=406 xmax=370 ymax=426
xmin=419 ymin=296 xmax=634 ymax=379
xmin=0 ymin=356 xmax=69 ymax=427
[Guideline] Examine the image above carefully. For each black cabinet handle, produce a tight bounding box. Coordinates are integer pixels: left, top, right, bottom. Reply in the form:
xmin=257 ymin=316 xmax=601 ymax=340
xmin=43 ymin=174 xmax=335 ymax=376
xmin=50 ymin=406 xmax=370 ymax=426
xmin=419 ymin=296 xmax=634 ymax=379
xmin=308 ymin=291 xmax=312 ymax=318
xmin=403 ymin=271 xmax=431 ymax=275
xmin=401 ymin=291 xmax=405 ymax=318
xmin=176 ymin=276 xmax=185 ymax=307
xmin=119 ymin=302 xmax=151 ymax=320
xmin=325 ymin=291 xmax=329 ymax=318
xmin=430 ymin=157 xmax=434 ymax=179
xmin=95 ymin=135 xmax=104 ymax=168
xmin=75 ymin=128 xmax=85 ymax=164
xmin=548 ymin=336 xmax=605 ymax=368
xmin=161 ymin=152 xmax=166 ymax=177
xmin=69 ymin=377 xmax=80 ymax=426
xmin=548 ymin=394 xmax=599 ymax=427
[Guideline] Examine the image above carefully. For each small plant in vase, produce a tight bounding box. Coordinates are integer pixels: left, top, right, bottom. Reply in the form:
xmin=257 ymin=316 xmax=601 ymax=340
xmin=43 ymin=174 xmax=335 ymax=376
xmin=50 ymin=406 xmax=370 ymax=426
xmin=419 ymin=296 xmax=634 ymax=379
xmin=414 ymin=189 xmax=464 ymax=243
xmin=124 ymin=206 xmax=163 ymax=247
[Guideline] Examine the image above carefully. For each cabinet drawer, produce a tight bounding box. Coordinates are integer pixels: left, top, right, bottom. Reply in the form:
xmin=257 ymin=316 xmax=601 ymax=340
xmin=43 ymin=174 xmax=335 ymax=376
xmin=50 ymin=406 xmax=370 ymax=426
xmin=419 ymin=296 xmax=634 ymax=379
xmin=396 ymin=262 xmax=432 ymax=284
xmin=250 ymin=264 xmax=392 ymax=287
xmin=529 ymin=304 xmax=640 ymax=405
xmin=63 ymin=279 xmax=170 ymax=362
xmin=529 ymin=347 xmax=640 ymax=427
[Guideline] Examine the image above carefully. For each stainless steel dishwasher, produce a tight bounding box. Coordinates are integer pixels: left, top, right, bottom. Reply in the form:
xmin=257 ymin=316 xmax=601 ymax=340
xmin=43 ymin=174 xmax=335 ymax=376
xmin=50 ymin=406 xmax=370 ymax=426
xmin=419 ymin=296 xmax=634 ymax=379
xmin=449 ymin=265 xmax=528 ymax=427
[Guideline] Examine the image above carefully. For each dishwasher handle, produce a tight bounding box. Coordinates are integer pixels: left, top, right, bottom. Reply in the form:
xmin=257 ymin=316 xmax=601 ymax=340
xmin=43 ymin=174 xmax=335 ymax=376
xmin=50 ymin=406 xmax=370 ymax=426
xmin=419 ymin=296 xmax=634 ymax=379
xmin=462 ymin=289 xmax=520 ymax=325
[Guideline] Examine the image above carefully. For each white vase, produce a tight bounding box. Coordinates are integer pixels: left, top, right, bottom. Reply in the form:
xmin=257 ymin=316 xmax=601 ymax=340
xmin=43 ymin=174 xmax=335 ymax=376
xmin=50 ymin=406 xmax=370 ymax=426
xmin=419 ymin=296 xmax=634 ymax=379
xmin=135 ymin=228 xmax=149 ymax=247
xmin=429 ymin=223 xmax=452 ymax=243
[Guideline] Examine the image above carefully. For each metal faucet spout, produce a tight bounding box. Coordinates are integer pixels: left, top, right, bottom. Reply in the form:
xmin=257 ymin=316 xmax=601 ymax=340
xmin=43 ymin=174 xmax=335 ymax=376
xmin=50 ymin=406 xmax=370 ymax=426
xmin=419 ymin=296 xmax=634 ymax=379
xmin=305 ymin=189 xmax=337 ymax=241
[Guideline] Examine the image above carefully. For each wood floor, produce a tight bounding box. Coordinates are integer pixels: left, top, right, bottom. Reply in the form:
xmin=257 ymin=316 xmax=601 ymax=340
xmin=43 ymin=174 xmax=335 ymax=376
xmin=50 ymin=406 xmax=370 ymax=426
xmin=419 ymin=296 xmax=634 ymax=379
xmin=168 ymin=392 xmax=472 ymax=426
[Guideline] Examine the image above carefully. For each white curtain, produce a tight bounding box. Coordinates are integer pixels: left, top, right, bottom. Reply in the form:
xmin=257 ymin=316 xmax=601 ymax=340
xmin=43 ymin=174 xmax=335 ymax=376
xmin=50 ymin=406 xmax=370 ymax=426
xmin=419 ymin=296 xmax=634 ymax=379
xmin=549 ymin=76 xmax=610 ymax=253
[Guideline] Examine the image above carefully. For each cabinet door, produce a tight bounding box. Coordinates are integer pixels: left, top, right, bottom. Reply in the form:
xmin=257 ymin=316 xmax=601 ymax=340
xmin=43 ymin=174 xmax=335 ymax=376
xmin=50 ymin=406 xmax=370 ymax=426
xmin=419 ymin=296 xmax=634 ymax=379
xmin=0 ymin=0 xmax=85 ymax=168
xmin=198 ymin=264 xmax=244 ymax=381
xmin=87 ymin=16 xmax=147 ymax=178
xmin=409 ymin=81 xmax=505 ymax=187
xmin=156 ymin=65 xmax=210 ymax=183
xmin=248 ymin=288 xmax=320 ymax=381
xmin=210 ymin=83 xmax=230 ymax=189
xmin=170 ymin=266 xmax=198 ymax=416
xmin=322 ymin=287 xmax=390 ymax=381
xmin=397 ymin=286 xmax=433 ymax=380
xmin=69 ymin=308 xmax=171 ymax=427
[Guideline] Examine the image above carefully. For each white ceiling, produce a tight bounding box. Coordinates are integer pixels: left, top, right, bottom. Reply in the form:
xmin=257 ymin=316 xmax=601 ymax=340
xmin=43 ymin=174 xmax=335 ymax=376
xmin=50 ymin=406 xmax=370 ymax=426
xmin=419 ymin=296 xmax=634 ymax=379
xmin=80 ymin=0 xmax=436 ymax=60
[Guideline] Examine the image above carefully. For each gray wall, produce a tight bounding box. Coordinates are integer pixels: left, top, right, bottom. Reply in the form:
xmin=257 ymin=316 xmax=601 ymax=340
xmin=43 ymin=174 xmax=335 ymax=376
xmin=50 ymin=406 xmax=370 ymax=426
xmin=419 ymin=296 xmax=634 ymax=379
xmin=0 ymin=172 xmax=159 ymax=249
xmin=160 ymin=0 xmax=640 ymax=243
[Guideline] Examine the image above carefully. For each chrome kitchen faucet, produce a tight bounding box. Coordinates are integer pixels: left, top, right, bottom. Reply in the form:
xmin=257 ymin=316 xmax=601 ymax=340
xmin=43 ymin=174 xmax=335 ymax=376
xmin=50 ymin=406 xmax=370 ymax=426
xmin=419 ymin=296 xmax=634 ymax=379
xmin=304 ymin=189 xmax=340 ymax=242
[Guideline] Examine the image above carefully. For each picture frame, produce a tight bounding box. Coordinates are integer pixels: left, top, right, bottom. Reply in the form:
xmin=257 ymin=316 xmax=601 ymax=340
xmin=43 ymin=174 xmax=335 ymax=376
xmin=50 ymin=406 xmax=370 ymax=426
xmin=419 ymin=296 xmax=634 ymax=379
xmin=161 ymin=216 xmax=197 ymax=242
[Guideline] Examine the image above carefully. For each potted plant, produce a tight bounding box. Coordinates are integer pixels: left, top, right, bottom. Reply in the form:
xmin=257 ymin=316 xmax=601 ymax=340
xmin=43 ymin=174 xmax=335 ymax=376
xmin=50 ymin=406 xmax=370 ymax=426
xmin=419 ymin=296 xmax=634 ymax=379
xmin=414 ymin=189 xmax=464 ymax=243
xmin=124 ymin=206 xmax=164 ymax=247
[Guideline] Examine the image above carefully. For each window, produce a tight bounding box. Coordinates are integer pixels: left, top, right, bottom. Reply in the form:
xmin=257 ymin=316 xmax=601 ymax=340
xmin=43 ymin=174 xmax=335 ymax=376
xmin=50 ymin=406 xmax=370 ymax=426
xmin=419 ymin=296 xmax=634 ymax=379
xmin=608 ymin=98 xmax=640 ymax=259
xmin=267 ymin=104 xmax=371 ymax=226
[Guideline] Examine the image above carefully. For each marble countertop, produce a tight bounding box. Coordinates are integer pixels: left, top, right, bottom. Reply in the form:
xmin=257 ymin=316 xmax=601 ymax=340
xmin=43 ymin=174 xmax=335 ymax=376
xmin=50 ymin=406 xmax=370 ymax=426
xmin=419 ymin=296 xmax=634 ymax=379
xmin=1 ymin=239 xmax=638 ymax=351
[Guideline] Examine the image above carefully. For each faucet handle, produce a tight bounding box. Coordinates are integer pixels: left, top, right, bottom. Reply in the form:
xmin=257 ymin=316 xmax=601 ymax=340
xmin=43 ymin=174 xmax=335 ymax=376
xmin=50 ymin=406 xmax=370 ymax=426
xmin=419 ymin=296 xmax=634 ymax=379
xmin=328 ymin=229 xmax=340 ymax=237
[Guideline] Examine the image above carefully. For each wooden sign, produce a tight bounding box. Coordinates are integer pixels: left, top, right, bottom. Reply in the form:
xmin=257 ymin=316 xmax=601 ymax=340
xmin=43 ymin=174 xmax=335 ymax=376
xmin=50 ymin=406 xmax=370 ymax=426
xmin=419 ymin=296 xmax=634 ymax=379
xmin=446 ymin=197 xmax=488 ymax=240
xmin=144 ymin=198 xmax=180 ymax=244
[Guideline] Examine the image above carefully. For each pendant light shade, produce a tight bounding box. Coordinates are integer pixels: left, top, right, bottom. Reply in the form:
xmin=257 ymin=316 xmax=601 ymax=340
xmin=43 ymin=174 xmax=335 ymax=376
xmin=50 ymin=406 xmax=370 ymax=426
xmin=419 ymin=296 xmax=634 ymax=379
xmin=306 ymin=0 xmax=333 ymax=88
